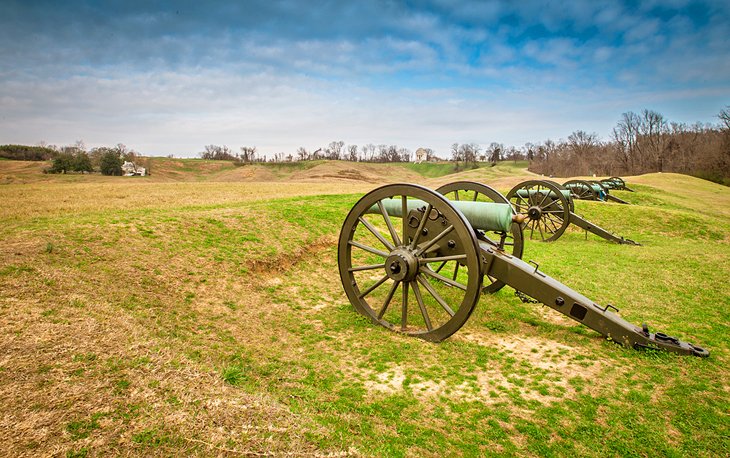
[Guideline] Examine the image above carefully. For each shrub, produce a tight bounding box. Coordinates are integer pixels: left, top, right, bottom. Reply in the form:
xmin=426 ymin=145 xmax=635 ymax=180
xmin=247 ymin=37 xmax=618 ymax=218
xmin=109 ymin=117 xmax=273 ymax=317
xmin=100 ymin=150 xmax=123 ymax=176
xmin=47 ymin=153 xmax=74 ymax=174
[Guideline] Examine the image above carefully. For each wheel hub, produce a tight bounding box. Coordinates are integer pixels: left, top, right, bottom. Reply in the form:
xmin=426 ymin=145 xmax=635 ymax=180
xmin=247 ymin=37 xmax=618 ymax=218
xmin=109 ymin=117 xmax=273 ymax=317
xmin=527 ymin=206 xmax=542 ymax=220
xmin=385 ymin=249 xmax=419 ymax=282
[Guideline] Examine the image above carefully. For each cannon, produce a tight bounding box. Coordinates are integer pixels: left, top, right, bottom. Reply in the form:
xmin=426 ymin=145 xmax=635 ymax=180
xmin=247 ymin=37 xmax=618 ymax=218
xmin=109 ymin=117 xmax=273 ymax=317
xmin=601 ymin=176 xmax=635 ymax=192
xmin=563 ymin=179 xmax=630 ymax=204
xmin=435 ymin=181 xmax=524 ymax=294
xmin=338 ymin=183 xmax=708 ymax=356
xmin=506 ymin=180 xmax=639 ymax=244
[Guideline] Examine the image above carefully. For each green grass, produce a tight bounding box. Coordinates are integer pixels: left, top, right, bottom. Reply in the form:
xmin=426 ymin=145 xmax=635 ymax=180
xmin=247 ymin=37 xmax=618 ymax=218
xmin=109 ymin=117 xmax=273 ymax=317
xmin=399 ymin=161 xmax=463 ymax=177
xmin=0 ymin=171 xmax=727 ymax=456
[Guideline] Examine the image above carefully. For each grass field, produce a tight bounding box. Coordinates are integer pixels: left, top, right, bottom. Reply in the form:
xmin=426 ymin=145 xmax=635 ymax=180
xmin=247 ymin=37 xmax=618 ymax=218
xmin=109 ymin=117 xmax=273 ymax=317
xmin=0 ymin=160 xmax=728 ymax=457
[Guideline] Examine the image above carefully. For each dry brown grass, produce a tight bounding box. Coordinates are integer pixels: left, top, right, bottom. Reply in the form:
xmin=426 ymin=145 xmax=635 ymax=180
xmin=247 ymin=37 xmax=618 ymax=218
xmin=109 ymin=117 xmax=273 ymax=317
xmin=0 ymin=181 xmax=368 ymax=224
xmin=0 ymin=223 xmax=336 ymax=456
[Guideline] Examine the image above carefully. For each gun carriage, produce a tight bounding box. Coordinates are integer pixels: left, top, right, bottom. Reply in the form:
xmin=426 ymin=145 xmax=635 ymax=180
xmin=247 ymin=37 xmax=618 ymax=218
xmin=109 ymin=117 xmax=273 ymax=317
xmin=506 ymin=180 xmax=639 ymax=244
xmin=338 ymin=183 xmax=707 ymax=357
xmin=563 ymin=179 xmax=631 ymax=204
xmin=601 ymin=176 xmax=635 ymax=192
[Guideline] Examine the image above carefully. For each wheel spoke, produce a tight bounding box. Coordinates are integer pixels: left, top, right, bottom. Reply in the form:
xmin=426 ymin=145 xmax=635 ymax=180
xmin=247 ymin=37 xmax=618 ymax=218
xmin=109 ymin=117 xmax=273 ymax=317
xmin=377 ymin=200 xmax=401 ymax=247
xmin=454 ymin=190 xmax=460 ymax=201
xmin=358 ymin=216 xmax=394 ymax=251
xmin=411 ymin=280 xmax=432 ymax=331
xmin=542 ymin=213 xmax=557 ymax=232
xmin=434 ymin=260 xmax=447 ymax=273
xmin=348 ymin=263 xmax=386 ymax=272
xmin=377 ymin=280 xmax=400 ymax=319
xmin=414 ymin=224 xmax=454 ymax=256
xmin=417 ymin=275 xmax=455 ymax=316
xmin=401 ymin=281 xmax=409 ymax=330
xmin=452 ymin=261 xmax=460 ymax=281
xmin=545 ymin=214 xmax=562 ymax=232
xmin=420 ymin=266 xmax=467 ymax=290
xmin=358 ymin=274 xmax=389 ymax=299
xmin=349 ymin=240 xmax=389 ymax=258
xmin=529 ymin=219 xmax=536 ymax=240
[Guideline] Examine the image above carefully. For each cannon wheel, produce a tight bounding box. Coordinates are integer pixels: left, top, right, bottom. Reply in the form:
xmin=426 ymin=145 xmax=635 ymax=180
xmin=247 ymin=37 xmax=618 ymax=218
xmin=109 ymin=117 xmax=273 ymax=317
xmin=436 ymin=181 xmax=524 ymax=294
xmin=600 ymin=178 xmax=618 ymax=190
xmin=563 ymin=179 xmax=599 ymax=200
xmin=609 ymin=176 xmax=626 ymax=189
xmin=590 ymin=180 xmax=610 ymax=201
xmin=506 ymin=180 xmax=571 ymax=242
xmin=338 ymin=183 xmax=483 ymax=342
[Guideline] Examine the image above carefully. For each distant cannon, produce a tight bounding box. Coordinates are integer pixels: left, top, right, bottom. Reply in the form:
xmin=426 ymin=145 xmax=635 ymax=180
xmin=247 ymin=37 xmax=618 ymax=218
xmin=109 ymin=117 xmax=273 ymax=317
xmin=506 ymin=180 xmax=639 ymax=244
xmin=338 ymin=183 xmax=707 ymax=356
xmin=563 ymin=179 xmax=630 ymax=204
xmin=601 ymin=176 xmax=635 ymax=192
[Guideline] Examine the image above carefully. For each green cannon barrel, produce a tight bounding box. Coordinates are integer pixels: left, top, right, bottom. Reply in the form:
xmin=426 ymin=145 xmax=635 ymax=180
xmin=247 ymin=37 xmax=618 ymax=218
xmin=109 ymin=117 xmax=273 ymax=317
xmin=564 ymin=182 xmax=606 ymax=199
xmin=515 ymin=189 xmax=572 ymax=200
xmin=367 ymin=199 xmax=513 ymax=233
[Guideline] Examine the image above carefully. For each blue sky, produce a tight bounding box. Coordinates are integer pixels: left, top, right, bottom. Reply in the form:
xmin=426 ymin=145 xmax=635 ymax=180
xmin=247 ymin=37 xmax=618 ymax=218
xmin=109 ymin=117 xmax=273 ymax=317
xmin=1 ymin=0 xmax=728 ymax=157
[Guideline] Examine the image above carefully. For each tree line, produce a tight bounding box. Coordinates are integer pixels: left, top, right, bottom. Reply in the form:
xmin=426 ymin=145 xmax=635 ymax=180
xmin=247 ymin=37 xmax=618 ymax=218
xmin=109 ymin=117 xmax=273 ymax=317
xmin=199 ymin=141 xmax=418 ymax=164
xmin=527 ymin=107 xmax=730 ymax=185
xmin=4 ymin=142 xmax=150 ymax=176
xmin=200 ymin=107 xmax=729 ymax=186
xmin=6 ymin=106 xmax=727 ymax=184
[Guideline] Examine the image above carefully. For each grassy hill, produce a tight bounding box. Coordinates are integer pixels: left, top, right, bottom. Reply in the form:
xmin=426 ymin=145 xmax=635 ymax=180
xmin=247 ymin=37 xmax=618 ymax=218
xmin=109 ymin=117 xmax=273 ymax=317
xmin=0 ymin=161 xmax=728 ymax=456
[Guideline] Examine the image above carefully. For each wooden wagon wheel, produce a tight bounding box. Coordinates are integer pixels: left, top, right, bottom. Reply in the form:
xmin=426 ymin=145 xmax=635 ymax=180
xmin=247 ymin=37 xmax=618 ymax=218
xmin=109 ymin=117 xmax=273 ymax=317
xmin=436 ymin=181 xmax=524 ymax=294
xmin=506 ymin=180 xmax=571 ymax=242
xmin=338 ymin=184 xmax=483 ymax=342
xmin=563 ymin=179 xmax=599 ymax=200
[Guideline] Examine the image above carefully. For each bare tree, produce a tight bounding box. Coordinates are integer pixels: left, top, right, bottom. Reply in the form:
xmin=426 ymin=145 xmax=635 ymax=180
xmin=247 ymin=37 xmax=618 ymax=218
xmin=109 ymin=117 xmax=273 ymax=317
xmin=566 ymin=130 xmax=600 ymax=173
xmin=296 ymin=147 xmax=309 ymax=161
xmin=376 ymin=144 xmax=389 ymax=162
xmin=718 ymin=106 xmax=730 ymax=130
xmin=486 ymin=142 xmax=503 ymax=163
xmin=327 ymin=140 xmax=344 ymax=160
xmin=398 ymin=147 xmax=412 ymax=162
xmin=639 ymin=109 xmax=668 ymax=171
xmin=459 ymin=143 xmax=481 ymax=168
xmin=201 ymin=145 xmax=238 ymax=161
xmin=450 ymin=143 xmax=462 ymax=168
xmin=239 ymin=146 xmax=257 ymax=162
xmin=523 ymin=142 xmax=536 ymax=162
xmin=347 ymin=144 xmax=358 ymax=162
xmin=612 ymin=111 xmax=642 ymax=173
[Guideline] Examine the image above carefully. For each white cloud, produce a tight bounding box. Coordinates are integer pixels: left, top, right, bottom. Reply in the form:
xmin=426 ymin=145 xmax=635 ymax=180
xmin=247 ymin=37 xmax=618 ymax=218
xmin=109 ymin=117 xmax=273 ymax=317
xmin=1 ymin=1 xmax=727 ymax=156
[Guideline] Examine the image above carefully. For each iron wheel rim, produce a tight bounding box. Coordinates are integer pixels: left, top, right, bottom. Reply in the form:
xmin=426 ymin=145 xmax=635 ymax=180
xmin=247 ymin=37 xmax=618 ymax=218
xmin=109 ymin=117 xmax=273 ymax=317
xmin=338 ymin=183 xmax=483 ymax=342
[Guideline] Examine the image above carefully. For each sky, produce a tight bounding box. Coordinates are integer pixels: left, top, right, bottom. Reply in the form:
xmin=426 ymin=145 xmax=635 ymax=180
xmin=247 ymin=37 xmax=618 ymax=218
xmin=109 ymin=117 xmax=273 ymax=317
xmin=1 ymin=0 xmax=728 ymax=158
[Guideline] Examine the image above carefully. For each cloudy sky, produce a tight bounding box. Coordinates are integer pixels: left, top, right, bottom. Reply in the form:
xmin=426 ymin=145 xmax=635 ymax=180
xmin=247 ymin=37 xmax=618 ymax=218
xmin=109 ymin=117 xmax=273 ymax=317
xmin=1 ymin=0 xmax=728 ymax=157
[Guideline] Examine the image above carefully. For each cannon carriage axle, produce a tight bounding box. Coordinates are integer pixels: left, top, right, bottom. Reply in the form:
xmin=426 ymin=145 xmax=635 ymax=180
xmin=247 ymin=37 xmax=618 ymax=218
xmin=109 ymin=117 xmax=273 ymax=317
xmin=339 ymin=183 xmax=707 ymax=357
